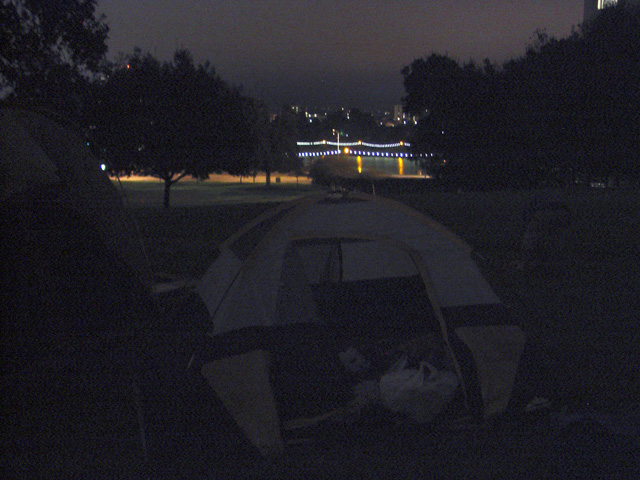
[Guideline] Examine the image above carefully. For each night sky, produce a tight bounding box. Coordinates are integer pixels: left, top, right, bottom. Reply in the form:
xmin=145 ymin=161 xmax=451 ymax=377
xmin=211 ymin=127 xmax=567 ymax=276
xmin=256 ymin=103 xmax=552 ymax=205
xmin=97 ymin=0 xmax=584 ymax=111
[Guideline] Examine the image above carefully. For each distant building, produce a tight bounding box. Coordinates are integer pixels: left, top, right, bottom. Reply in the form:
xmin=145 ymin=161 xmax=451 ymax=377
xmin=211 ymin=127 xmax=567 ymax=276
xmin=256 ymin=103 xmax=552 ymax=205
xmin=392 ymin=105 xmax=404 ymax=124
xmin=584 ymin=0 xmax=640 ymax=23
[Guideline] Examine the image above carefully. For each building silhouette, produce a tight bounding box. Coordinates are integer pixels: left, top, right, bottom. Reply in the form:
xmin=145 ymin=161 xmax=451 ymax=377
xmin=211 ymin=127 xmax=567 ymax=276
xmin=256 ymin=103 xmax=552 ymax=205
xmin=584 ymin=0 xmax=640 ymax=23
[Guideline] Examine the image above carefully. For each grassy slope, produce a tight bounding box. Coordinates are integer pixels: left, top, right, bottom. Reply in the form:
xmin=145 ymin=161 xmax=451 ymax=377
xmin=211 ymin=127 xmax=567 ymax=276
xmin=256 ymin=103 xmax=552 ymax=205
xmin=130 ymin=183 xmax=640 ymax=409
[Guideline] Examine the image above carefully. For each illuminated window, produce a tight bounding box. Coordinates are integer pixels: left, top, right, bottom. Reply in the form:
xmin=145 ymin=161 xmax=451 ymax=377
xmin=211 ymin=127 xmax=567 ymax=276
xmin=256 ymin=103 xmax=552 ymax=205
xmin=598 ymin=0 xmax=617 ymax=8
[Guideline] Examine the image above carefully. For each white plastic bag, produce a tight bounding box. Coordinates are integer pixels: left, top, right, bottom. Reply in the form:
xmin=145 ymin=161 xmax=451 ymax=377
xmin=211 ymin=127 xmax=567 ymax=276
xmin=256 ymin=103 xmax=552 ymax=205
xmin=379 ymin=355 xmax=459 ymax=423
xmin=338 ymin=347 xmax=371 ymax=374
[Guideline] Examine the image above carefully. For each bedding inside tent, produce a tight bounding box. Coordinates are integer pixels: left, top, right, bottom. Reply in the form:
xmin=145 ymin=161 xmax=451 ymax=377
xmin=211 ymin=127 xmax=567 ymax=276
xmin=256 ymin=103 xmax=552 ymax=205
xmin=199 ymin=235 xmax=466 ymax=429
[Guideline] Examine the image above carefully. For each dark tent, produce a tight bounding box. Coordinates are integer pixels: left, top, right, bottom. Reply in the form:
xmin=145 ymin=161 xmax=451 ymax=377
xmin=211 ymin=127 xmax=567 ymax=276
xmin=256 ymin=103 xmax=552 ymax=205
xmin=0 ymin=107 xmax=270 ymax=478
xmin=0 ymin=108 xmax=155 ymax=477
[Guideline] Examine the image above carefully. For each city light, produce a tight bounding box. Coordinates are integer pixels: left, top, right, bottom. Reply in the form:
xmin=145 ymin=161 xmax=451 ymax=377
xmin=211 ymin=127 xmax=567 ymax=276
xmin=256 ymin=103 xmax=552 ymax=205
xmin=297 ymin=138 xmax=422 ymax=160
xmin=297 ymin=140 xmax=411 ymax=148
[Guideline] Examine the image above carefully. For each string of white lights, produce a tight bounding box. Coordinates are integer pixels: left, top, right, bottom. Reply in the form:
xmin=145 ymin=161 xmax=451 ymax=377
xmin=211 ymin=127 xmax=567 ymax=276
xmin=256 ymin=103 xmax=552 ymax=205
xmin=297 ymin=150 xmax=433 ymax=158
xmin=296 ymin=140 xmax=411 ymax=148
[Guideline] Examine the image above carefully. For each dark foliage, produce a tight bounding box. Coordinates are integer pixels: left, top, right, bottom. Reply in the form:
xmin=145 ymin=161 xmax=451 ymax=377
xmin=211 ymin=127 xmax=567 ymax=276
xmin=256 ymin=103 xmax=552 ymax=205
xmin=402 ymin=4 xmax=640 ymax=189
xmin=84 ymin=49 xmax=261 ymax=206
xmin=0 ymin=0 xmax=108 ymax=116
xmin=308 ymin=156 xmax=360 ymax=187
xmin=249 ymin=104 xmax=301 ymax=186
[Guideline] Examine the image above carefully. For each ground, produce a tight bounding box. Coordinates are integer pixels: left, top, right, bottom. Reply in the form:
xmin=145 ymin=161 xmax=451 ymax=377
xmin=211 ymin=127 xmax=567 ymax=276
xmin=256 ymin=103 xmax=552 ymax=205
xmin=8 ymin=178 xmax=634 ymax=478
xmin=128 ymin=181 xmax=639 ymax=406
xmin=124 ymin=179 xmax=639 ymax=478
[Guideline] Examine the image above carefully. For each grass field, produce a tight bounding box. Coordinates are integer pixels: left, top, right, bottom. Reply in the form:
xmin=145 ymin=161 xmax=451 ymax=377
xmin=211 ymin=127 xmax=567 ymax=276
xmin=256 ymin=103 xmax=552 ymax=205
xmin=125 ymin=180 xmax=640 ymax=414
xmin=113 ymin=175 xmax=315 ymax=207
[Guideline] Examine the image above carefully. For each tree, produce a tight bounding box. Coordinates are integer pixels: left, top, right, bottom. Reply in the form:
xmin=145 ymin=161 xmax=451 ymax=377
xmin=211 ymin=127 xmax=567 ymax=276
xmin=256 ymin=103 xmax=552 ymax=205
xmin=402 ymin=5 xmax=640 ymax=189
xmin=223 ymin=96 xmax=268 ymax=180
xmin=86 ymin=49 xmax=241 ymax=207
xmin=0 ymin=0 xmax=108 ymax=115
xmin=402 ymin=54 xmax=504 ymax=185
xmin=251 ymin=104 xmax=300 ymax=186
xmin=347 ymin=108 xmax=377 ymax=141
xmin=501 ymin=7 xmax=640 ymax=185
xmin=268 ymin=106 xmax=301 ymax=182
xmin=578 ymin=4 xmax=640 ymax=183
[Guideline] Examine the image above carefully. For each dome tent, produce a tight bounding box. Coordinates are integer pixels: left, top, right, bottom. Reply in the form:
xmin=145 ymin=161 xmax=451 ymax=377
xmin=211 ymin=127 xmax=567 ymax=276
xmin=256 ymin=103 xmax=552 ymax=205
xmin=195 ymin=191 xmax=527 ymax=455
xmin=0 ymin=107 xmax=151 ymax=289
xmin=0 ymin=107 xmax=157 ymax=476
xmin=1 ymin=107 xmax=281 ymax=478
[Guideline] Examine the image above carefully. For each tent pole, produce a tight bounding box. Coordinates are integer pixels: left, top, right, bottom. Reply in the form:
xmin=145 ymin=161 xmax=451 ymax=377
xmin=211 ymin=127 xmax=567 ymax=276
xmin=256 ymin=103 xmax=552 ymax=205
xmin=131 ymin=379 xmax=151 ymax=476
xmin=411 ymin=253 xmax=472 ymax=413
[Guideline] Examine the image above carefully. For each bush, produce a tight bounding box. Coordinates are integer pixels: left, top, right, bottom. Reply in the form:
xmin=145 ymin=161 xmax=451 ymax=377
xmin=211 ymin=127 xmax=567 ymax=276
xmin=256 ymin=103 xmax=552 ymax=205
xmin=308 ymin=156 xmax=359 ymax=187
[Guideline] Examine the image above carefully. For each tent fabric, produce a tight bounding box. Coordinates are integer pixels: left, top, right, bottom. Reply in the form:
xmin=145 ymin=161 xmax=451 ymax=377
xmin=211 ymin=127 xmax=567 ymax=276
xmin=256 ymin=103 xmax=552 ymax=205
xmin=199 ymin=192 xmax=499 ymax=334
xmin=0 ymin=107 xmax=151 ymax=289
xmin=455 ymin=325 xmax=527 ymax=417
xmin=0 ymin=108 xmax=159 ymax=476
xmin=201 ymin=350 xmax=284 ymax=457
xmin=0 ymin=110 xmax=60 ymax=198
xmin=197 ymin=191 xmax=526 ymax=420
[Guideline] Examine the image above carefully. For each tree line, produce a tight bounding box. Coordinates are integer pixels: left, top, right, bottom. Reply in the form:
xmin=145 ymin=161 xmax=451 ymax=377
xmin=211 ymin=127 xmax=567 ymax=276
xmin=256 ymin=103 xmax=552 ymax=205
xmin=3 ymin=1 xmax=638 ymax=200
xmin=82 ymin=48 xmax=299 ymax=206
xmin=402 ymin=4 xmax=640 ymax=189
xmin=1 ymin=0 xmax=299 ymax=207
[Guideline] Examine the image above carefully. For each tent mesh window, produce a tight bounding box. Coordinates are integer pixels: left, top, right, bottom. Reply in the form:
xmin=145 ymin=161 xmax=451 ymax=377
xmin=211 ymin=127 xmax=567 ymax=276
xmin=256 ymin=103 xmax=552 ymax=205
xmin=270 ymin=237 xmax=448 ymax=420
xmin=283 ymin=237 xmax=442 ymax=338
